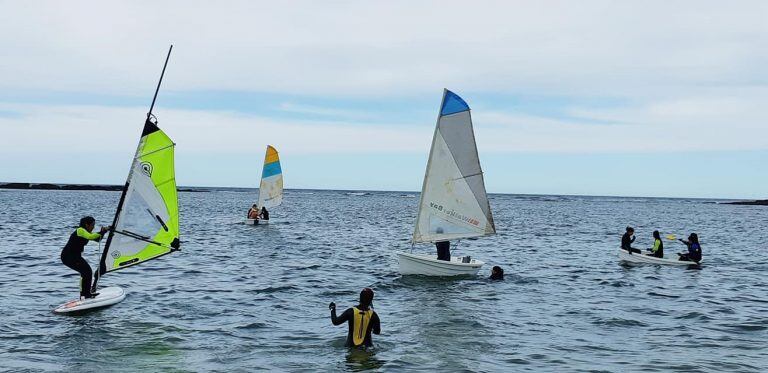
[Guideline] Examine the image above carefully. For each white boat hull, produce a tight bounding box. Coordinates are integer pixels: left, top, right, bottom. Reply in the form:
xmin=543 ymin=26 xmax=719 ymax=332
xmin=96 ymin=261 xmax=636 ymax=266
xmin=54 ymin=286 xmax=126 ymax=314
xmin=245 ymin=218 xmax=269 ymax=225
xmin=397 ymin=252 xmax=484 ymax=276
xmin=617 ymin=249 xmax=701 ymax=266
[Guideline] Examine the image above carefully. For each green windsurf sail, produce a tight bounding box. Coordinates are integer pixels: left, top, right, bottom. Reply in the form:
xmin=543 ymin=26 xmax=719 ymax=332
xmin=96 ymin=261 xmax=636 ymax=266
xmin=93 ymin=46 xmax=180 ymax=291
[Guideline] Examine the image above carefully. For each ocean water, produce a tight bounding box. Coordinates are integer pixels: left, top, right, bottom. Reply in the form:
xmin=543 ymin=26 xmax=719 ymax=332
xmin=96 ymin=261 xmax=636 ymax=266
xmin=1 ymin=189 xmax=767 ymax=372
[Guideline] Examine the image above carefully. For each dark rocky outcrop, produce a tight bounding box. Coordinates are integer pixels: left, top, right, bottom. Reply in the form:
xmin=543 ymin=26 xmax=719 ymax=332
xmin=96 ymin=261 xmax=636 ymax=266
xmin=723 ymin=199 xmax=768 ymax=206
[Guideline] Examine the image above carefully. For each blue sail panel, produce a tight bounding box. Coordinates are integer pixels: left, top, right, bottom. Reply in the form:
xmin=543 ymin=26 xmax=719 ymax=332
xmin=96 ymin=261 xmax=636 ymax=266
xmin=440 ymin=90 xmax=470 ymax=116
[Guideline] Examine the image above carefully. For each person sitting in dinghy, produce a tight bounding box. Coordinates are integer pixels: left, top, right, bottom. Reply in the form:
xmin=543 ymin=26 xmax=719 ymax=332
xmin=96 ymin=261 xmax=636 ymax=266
xmin=60 ymin=216 xmax=110 ymax=299
xmin=678 ymin=233 xmax=702 ymax=263
xmin=329 ymin=288 xmax=381 ymax=348
xmin=647 ymin=230 xmax=664 ymax=258
xmin=247 ymin=204 xmax=260 ymax=220
xmin=259 ymin=206 xmax=269 ymax=221
xmin=435 ymin=227 xmax=451 ymax=261
xmin=621 ymin=227 xmax=641 ymax=254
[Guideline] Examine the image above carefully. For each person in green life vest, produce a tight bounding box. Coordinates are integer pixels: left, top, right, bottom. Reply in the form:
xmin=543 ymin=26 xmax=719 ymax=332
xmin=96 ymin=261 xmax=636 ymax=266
xmin=647 ymin=230 xmax=664 ymax=258
xmin=60 ymin=216 xmax=110 ymax=299
xmin=329 ymin=288 xmax=381 ymax=348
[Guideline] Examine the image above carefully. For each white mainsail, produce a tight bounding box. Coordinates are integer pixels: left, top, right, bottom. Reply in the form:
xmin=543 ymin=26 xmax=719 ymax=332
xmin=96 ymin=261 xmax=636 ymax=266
xmin=412 ymin=89 xmax=495 ymax=243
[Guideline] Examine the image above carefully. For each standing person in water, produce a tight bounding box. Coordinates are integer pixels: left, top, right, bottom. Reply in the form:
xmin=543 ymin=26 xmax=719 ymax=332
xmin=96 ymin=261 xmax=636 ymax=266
xmin=247 ymin=204 xmax=260 ymax=220
xmin=621 ymin=227 xmax=641 ymax=254
xmin=329 ymin=288 xmax=381 ymax=348
xmin=259 ymin=206 xmax=269 ymax=221
xmin=678 ymin=233 xmax=702 ymax=263
xmin=60 ymin=216 xmax=109 ymax=299
xmin=648 ymin=230 xmax=664 ymax=258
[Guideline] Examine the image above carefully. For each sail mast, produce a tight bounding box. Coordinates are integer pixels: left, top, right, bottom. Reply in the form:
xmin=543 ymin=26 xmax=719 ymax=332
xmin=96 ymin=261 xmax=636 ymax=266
xmin=93 ymin=45 xmax=174 ymax=292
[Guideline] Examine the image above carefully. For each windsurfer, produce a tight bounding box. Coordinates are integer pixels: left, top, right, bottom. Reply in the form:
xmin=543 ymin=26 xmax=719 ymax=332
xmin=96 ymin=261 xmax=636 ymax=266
xmin=329 ymin=288 xmax=381 ymax=348
xmin=60 ymin=216 xmax=110 ymax=299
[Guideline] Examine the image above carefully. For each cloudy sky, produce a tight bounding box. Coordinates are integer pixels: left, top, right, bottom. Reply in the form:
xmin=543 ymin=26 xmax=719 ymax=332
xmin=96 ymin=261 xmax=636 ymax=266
xmin=1 ymin=1 xmax=766 ymax=198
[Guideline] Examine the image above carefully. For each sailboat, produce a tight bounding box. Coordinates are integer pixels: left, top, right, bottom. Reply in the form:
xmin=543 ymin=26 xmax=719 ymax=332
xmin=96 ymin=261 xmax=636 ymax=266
xmin=246 ymin=145 xmax=283 ymax=225
xmin=397 ymin=89 xmax=495 ymax=276
xmin=54 ymin=46 xmax=181 ymax=313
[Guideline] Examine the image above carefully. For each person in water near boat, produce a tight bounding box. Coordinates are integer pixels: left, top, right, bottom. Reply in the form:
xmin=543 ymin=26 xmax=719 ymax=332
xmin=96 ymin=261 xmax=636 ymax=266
xmin=329 ymin=288 xmax=381 ymax=348
xmin=490 ymin=266 xmax=504 ymax=280
xmin=259 ymin=206 xmax=269 ymax=220
xmin=621 ymin=227 xmax=641 ymax=254
xmin=647 ymin=230 xmax=664 ymax=258
xmin=60 ymin=216 xmax=110 ymax=299
xmin=678 ymin=233 xmax=702 ymax=263
xmin=247 ymin=204 xmax=260 ymax=220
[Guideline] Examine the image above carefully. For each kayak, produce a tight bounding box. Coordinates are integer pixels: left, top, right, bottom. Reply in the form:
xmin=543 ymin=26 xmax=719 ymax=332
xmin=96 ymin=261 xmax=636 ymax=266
xmin=617 ymin=249 xmax=701 ymax=266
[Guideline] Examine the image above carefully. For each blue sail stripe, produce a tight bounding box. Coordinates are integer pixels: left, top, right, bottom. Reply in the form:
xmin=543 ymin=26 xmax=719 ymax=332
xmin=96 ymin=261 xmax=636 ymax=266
xmin=262 ymin=161 xmax=282 ymax=178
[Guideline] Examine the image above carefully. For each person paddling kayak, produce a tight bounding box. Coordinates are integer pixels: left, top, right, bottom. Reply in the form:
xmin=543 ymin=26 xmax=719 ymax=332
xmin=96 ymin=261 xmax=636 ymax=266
xmin=678 ymin=233 xmax=702 ymax=263
xmin=621 ymin=227 xmax=641 ymax=254
xmin=329 ymin=288 xmax=381 ymax=348
xmin=60 ymin=216 xmax=110 ymax=299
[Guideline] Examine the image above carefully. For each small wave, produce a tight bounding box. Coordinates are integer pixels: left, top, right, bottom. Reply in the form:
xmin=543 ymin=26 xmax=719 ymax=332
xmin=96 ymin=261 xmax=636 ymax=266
xmin=346 ymin=192 xmax=368 ymax=196
xmin=593 ymin=317 xmax=648 ymax=327
xmin=235 ymin=322 xmax=268 ymax=330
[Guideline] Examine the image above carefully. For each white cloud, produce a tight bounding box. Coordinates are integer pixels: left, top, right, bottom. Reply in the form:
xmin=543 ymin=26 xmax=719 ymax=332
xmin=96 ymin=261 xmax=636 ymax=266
xmin=1 ymin=1 xmax=766 ymax=97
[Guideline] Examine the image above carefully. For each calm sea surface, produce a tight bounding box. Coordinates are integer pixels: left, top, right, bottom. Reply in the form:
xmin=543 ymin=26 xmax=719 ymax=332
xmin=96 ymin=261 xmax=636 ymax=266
xmin=1 ymin=189 xmax=767 ymax=372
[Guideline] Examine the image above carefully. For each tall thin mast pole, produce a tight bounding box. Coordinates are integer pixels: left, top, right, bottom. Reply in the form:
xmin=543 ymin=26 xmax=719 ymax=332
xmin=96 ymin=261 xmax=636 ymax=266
xmin=148 ymin=45 xmax=173 ymax=120
xmin=92 ymin=45 xmax=174 ymax=292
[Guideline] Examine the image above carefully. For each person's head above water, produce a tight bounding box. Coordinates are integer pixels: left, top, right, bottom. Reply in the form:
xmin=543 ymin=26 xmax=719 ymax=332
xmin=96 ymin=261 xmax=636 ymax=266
xmin=359 ymin=288 xmax=374 ymax=310
xmin=653 ymin=230 xmax=660 ymax=240
xmin=626 ymin=226 xmax=634 ymax=234
xmin=79 ymin=216 xmax=96 ymax=232
xmin=490 ymin=266 xmax=504 ymax=280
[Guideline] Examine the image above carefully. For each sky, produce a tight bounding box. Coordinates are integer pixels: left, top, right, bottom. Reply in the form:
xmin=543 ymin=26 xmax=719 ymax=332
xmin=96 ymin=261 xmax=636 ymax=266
xmin=0 ymin=1 xmax=766 ymax=198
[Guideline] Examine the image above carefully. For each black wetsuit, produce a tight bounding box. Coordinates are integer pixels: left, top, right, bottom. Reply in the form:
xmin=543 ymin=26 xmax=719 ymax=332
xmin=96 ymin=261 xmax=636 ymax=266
xmin=261 ymin=209 xmax=269 ymax=220
xmin=60 ymin=228 xmax=101 ymax=298
xmin=436 ymin=241 xmax=451 ymax=261
xmin=331 ymin=306 xmax=381 ymax=348
xmin=621 ymin=233 xmax=640 ymax=253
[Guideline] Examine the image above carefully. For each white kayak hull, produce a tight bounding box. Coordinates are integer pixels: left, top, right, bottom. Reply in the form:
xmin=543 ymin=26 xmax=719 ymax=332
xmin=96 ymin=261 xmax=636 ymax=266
xmin=245 ymin=218 xmax=269 ymax=225
xmin=617 ymin=249 xmax=701 ymax=266
xmin=54 ymin=286 xmax=126 ymax=314
xmin=397 ymin=252 xmax=484 ymax=276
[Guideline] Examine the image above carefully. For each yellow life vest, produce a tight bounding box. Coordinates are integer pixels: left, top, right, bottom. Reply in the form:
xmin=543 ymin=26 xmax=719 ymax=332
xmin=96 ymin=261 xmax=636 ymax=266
xmin=352 ymin=307 xmax=373 ymax=346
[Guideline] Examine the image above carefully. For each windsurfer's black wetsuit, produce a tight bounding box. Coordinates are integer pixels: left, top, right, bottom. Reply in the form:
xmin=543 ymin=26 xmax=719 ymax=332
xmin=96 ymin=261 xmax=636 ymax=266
xmin=436 ymin=241 xmax=451 ymax=261
xmin=621 ymin=233 xmax=640 ymax=254
xmin=331 ymin=306 xmax=381 ymax=348
xmin=60 ymin=228 xmax=102 ymax=298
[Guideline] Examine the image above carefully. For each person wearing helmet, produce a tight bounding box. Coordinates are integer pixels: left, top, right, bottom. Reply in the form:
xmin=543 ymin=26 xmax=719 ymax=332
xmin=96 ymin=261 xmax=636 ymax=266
xmin=329 ymin=288 xmax=381 ymax=348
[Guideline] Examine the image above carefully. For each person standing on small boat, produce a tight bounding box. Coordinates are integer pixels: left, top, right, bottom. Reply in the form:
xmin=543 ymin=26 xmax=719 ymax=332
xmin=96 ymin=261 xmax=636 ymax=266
xmin=329 ymin=288 xmax=381 ymax=348
xmin=60 ymin=216 xmax=109 ymax=299
xmin=621 ymin=227 xmax=641 ymax=254
xmin=678 ymin=233 xmax=702 ymax=263
xmin=648 ymin=230 xmax=664 ymax=258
